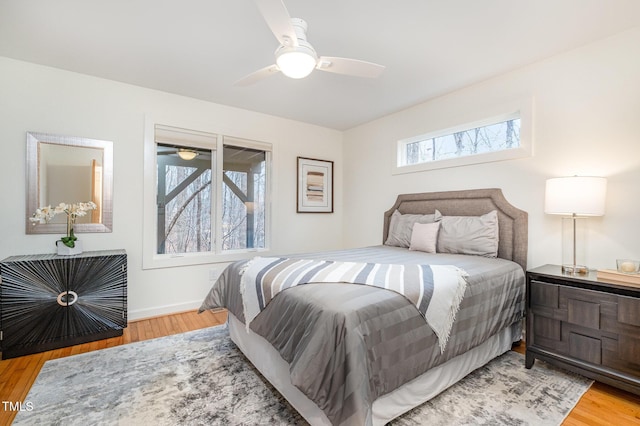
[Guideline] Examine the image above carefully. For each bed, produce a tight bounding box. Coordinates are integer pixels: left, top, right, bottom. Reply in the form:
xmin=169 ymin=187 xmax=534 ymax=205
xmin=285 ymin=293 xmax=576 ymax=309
xmin=200 ymin=188 xmax=528 ymax=425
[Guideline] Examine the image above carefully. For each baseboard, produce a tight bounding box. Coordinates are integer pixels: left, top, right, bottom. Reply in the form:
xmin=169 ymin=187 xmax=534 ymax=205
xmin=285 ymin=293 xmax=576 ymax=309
xmin=128 ymin=300 xmax=202 ymax=321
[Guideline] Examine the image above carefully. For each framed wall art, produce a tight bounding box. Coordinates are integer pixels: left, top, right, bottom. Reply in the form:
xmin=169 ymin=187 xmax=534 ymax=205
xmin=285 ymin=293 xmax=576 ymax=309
xmin=297 ymin=157 xmax=333 ymax=213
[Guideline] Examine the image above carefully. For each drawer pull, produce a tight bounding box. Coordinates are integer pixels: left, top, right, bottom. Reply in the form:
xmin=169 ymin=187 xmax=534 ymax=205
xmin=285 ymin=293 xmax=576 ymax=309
xmin=56 ymin=291 xmax=78 ymax=306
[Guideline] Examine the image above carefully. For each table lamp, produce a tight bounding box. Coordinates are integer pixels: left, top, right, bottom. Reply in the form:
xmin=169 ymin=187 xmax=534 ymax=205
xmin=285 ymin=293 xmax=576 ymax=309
xmin=544 ymin=176 xmax=607 ymax=274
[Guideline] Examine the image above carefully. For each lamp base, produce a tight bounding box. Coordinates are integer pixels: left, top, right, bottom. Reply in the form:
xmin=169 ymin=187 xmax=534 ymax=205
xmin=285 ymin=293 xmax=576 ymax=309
xmin=562 ymin=264 xmax=589 ymax=275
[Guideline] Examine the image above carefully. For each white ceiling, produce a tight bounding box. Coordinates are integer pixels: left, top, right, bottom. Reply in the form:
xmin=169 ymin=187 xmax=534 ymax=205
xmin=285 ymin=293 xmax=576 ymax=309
xmin=1 ymin=1 xmax=639 ymax=130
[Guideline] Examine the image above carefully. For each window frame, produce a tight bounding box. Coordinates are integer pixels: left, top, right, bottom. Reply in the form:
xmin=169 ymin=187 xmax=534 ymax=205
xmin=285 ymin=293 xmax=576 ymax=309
xmin=143 ymin=116 xmax=272 ymax=269
xmin=393 ymin=100 xmax=533 ymax=174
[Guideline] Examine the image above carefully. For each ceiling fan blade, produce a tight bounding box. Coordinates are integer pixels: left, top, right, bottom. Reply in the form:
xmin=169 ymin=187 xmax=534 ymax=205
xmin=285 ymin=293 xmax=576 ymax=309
xmin=254 ymin=0 xmax=298 ymax=47
xmin=316 ymin=57 xmax=385 ymax=78
xmin=234 ymin=64 xmax=280 ymax=87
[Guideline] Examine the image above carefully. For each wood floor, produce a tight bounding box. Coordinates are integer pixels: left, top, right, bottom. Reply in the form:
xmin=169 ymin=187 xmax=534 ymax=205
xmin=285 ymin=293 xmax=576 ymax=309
xmin=511 ymin=344 xmax=640 ymax=425
xmin=1 ymin=310 xmax=638 ymax=426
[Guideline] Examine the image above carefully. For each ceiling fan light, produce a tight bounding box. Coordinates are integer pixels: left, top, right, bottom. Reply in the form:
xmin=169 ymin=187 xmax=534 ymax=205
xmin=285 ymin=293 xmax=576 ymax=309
xmin=177 ymin=149 xmax=198 ymax=161
xmin=276 ymin=48 xmax=317 ymax=79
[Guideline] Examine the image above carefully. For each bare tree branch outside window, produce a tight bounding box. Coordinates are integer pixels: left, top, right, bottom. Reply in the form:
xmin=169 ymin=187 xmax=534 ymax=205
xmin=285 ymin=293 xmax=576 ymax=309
xmin=404 ymin=118 xmax=520 ymax=166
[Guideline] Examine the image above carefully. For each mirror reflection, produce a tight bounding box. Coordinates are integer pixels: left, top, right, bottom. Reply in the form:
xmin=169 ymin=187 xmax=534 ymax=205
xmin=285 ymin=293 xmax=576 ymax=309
xmin=26 ymin=132 xmax=113 ymax=234
xmin=38 ymin=143 xmax=104 ymax=225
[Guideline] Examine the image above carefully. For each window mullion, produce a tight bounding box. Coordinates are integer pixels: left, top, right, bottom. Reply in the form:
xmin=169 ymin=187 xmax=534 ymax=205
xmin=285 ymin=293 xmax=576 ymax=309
xmin=213 ymin=134 xmax=224 ymax=254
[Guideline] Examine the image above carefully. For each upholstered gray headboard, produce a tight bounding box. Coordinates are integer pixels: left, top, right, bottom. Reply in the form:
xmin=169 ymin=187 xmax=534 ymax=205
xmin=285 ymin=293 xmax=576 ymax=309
xmin=383 ymin=188 xmax=528 ymax=271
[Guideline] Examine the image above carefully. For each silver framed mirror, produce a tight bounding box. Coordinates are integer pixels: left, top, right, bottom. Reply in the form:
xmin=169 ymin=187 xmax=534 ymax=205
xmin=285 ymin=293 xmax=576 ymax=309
xmin=26 ymin=132 xmax=113 ymax=234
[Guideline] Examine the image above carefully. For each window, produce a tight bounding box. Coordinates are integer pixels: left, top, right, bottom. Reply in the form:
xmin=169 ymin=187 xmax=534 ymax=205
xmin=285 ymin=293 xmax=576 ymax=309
xmin=144 ymin=121 xmax=271 ymax=268
xmin=401 ymin=117 xmax=520 ymax=165
xmin=156 ymin=143 xmax=212 ymax=255
xmin=395 ymin=109 xmax=531 ymax=174
xmin=221 ymin=144 xmax=267 ymax=251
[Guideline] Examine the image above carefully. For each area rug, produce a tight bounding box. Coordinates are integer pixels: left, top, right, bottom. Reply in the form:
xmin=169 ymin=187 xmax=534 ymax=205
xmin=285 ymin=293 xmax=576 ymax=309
xmin=14 ymin=325 xmax=592 ymax=426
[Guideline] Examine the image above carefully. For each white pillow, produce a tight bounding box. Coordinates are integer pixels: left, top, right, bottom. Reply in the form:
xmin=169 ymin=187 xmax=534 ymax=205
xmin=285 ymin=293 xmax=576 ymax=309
xmin=409 ymin=222 xmax=440 ymax=253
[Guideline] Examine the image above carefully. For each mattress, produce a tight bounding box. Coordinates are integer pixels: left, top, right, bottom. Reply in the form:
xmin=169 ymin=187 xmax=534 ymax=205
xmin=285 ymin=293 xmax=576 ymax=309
xmin=200 ymin=245 xmax=525 ymax=425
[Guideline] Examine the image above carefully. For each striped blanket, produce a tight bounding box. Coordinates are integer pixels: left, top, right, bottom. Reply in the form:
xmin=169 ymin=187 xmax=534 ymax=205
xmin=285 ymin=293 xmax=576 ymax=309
xmin=240 ymin=257 xmax=469 ymax=352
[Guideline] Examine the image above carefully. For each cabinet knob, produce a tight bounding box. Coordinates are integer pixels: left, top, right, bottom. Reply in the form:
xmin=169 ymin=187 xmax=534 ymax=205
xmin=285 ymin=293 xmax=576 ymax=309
xmin=56 ymin=291 xmax=78 ymax=307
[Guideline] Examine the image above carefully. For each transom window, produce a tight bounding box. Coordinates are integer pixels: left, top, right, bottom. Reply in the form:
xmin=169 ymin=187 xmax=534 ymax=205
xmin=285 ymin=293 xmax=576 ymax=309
xmin=395 ymin=110 xmax=530 ymax=174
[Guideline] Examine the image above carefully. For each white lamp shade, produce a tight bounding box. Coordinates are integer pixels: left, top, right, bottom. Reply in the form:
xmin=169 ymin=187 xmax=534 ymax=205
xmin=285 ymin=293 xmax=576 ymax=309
xmin=545 ymin=176 xmax=607 ymax=216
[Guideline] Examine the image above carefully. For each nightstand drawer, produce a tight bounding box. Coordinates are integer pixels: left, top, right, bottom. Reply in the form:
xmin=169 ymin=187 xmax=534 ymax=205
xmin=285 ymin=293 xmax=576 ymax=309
xmin=567 ymin=298 xmax=600 ymax=330
xmin=530 ymin=280 xmax=558 ymax=308
xmin=618 ymin=336 xmax=640 ymax=366
xmin=569 ymin=332 xmax=602 ymax=364
xmin=619 ymin=297 xmax=640 ymax=327
xmin=534 ymin=315 xmax=561 ymax=341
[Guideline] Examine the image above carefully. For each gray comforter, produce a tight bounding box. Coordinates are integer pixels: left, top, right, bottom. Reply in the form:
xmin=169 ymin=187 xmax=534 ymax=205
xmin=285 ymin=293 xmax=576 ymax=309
xmin=200 ymin=245 xmax=525 ymax=425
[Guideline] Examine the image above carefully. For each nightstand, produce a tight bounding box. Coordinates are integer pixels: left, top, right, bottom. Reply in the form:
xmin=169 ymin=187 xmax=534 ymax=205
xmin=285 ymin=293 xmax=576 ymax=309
xmin=526 ymin=264 xmax=640 ymax=396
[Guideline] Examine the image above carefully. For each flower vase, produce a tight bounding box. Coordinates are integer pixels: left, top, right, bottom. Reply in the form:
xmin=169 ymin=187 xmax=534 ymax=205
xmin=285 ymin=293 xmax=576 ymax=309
xmin=56 ymin=240 xmax=83 ymax=256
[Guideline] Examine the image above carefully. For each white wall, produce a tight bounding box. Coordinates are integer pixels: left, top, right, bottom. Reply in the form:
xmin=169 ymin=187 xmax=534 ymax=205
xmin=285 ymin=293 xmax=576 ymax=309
xmin=343 ymin=27 xmax=640 ymax=270
xmin=0 ymin=57 xmax=343 ymax=320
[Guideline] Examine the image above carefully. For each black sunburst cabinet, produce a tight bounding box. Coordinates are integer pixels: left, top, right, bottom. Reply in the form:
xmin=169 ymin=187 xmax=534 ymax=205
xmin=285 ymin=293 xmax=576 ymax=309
xmin=0 ymin=250 xmax=127 ymax=359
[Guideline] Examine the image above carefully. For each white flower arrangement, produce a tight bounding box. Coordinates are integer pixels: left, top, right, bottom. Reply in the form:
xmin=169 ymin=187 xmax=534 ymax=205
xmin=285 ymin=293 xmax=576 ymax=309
xmin=30 ymin=201 xmax=97 ymax=248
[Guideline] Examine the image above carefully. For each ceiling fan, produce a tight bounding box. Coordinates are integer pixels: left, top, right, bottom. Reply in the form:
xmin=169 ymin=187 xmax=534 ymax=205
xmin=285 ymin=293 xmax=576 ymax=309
xmin=234 ymin=0 xmax=385 ymax=86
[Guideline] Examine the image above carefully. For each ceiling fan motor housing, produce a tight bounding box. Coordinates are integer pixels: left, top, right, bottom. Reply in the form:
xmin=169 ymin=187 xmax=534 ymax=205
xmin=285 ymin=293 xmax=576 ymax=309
xmin=275 ymin=18 xmax=318 ymax=78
